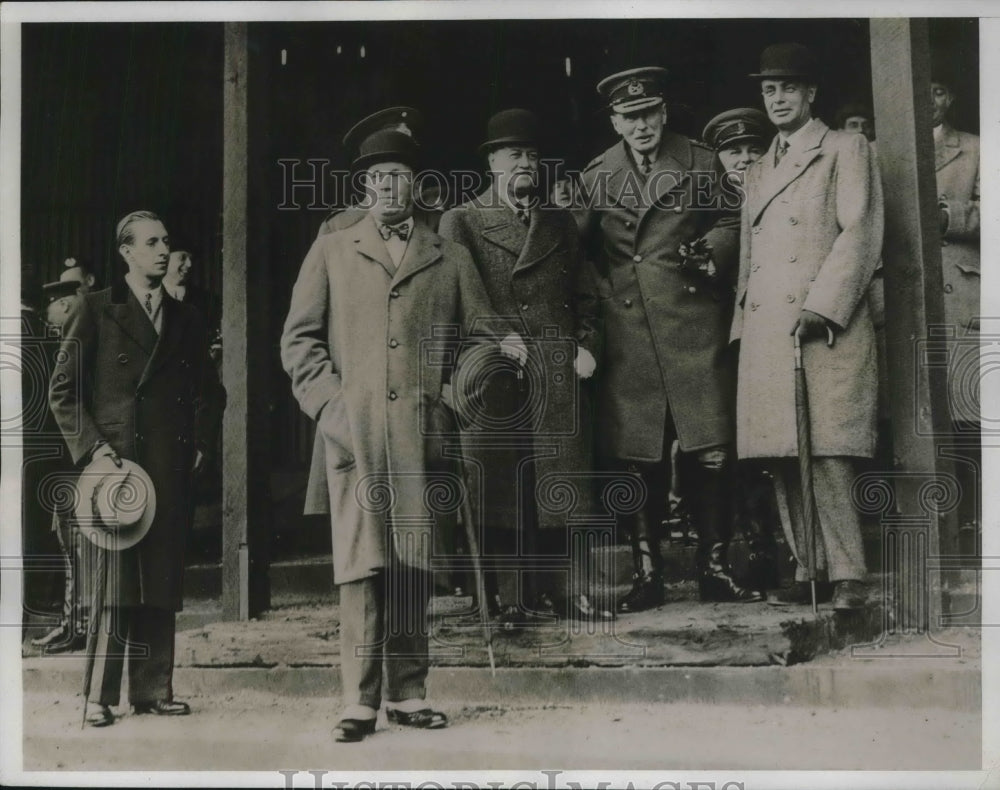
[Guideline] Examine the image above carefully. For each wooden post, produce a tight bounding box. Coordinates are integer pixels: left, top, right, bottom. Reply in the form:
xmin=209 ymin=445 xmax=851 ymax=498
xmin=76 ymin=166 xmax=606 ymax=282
xmin=869 ymin=19 xmax=959 ymax=629
xmin=221 ymin=22 xmax=270 ymax=619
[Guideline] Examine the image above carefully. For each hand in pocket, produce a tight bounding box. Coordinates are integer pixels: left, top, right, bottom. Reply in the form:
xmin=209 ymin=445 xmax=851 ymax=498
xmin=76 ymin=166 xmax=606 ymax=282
xmin=318 ymin=396 xmax=355 ymax=469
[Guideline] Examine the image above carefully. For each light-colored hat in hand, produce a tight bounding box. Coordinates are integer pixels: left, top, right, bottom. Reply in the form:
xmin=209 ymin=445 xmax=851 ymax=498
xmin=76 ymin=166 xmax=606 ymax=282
xmin=74 ymin=455 xmax=156 ymax=551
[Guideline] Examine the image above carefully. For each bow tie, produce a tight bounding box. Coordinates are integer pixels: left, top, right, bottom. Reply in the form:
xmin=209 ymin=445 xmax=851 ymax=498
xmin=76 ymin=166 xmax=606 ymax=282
xmin=379 ymin=223 xmax=411 ymax=241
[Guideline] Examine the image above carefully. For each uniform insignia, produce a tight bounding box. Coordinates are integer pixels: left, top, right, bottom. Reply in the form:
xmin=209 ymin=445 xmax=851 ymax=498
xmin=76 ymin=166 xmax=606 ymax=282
xmin=627 ymin=79 xmax=644 ymax=96
xmin=734 ymin=122 xmax=746 ymax=135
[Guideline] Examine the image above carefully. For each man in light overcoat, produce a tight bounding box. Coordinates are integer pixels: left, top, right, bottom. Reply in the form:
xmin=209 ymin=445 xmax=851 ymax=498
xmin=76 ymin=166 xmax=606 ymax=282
xmin=732 ymin=43 xmax=884 ymax=610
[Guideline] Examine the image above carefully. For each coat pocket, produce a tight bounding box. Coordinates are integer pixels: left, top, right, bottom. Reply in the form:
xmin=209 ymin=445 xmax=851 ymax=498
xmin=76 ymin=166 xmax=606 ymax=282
xmin=318 ymin=395 xmax=355 ymax=471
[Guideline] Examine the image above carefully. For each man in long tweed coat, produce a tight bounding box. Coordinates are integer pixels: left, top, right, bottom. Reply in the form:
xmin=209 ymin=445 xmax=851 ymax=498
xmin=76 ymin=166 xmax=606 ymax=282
xmin=439 ymin=108 xmax=611 ymax=625
xmin=281 ymin=127 xmax=523 ymax=743
xmin=733 ymin=43 xmax=884 ymax=610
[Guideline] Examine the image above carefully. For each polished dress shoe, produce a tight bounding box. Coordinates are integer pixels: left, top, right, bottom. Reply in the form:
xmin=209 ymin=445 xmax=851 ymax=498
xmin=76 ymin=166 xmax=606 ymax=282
xmin=386 ymin=708 xmax=448 ymax=729
xmin=87 ymin=704 xmax=115 ymax=728
xmin=769 ymin=580 xmax=834 ymax=606
xmin=832 ymin=579 xmax=867 ymax=611
xmin=333 ymin=717 xmax=376 ymax=743
xmin=133 ymin=699 xmax=191 ymax=716
xmin=617 ymin=570 xmax=664 ymax=614
xmin=31 ymin=624 xmax=87 ymax=653
xmin=699 ymin=543 xmax=765 ymax=603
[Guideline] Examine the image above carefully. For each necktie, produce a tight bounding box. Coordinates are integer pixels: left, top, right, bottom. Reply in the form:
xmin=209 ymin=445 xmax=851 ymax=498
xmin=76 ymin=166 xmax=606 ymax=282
xmin=775 ymin=139 xmax=789 ymax=165
xmin=378 ymin=223 xmax=410 ymax=241
xmin=515 ymin=206 xmax=530 ymax=227
xmin=143 ymin=291 xmax=161 ymax=334
xmin=640 ymin=154 xmax=652 ymax=177
xmin=144 ymin=292 xmax=153 ymax=316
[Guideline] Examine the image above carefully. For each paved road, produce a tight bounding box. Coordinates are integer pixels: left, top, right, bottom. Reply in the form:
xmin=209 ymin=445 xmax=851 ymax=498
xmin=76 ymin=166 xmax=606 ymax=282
xmin=18 ymin=689 xmax=980 ymax=772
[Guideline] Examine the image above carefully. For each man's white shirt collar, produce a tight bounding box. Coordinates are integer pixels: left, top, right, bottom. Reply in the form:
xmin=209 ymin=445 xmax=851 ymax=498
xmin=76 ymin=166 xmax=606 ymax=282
xmin=778 ymin=116 xmax=816 ymax=152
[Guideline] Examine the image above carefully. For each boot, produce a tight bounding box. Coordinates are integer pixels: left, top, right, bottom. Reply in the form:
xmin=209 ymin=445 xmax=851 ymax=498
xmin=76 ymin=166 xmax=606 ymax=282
xmin=617 ymin=509 xmax=664 ymax=614
xmin=699 ymin=542 xmax=763 ymax=603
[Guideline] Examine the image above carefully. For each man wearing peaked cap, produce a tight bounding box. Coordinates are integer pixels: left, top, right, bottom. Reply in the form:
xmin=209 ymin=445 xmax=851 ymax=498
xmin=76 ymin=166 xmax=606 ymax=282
xmin=732 ymin=43 xmax=884 ymax=610
xmin=439 ymin=109 xmax=611 ymax=627
xmin=281 ymin=115 xmax=523 ymax=743
xmin=317 ymin=106 xmax=425 ymax=237
xmin=576 ymin=66 xmax=756 ymax=613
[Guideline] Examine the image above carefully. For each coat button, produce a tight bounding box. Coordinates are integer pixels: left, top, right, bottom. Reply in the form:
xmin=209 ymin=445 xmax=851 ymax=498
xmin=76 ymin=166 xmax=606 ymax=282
xmin=786 ymin=294 xmax=796 ymax=303
xmin=789 ymin=217 xmax=798 ymax=225
xmin=388 ymin=391 xmax=397 ymax=400
xmin=633 ymin=254 xmax=642 ymax=263
xmin=624 ymin=299 xmax=633 ymax=308
xmin=750 ymin=302 xmax=758 ymax=311
xmin=687 ymin=286 xmax=697 ymax=294
xmin=562 ymin=302 xmax=569 ymax=309
xmin=118 ymin=353 xmax=129 ymax=364
xmin=944 ymin=283 xmax=954 ymax=294
xmin=389 ymin=338 xmax=398 ymax=348
xmin=673 ymin=206 xmax=683 ymax=214
xmin=751 ymin=264 xmax=760 ymax=272
xmin=390 ymin=289 xmax=400 ymax=299
xmin=624 ymin=220 xmax=633 ymax=228
xmin=788 ymin=255 xmax=797 ymax=262
xmin=521 ymin=303 xmax=529 ymax=311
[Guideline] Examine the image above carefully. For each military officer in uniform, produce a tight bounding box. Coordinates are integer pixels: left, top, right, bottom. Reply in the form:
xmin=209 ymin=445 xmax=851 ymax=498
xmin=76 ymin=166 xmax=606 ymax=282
xmin=733 ymin=43 xmax=883 ymax=610
xmin=577 ymin=67 xmax=759 ymax=612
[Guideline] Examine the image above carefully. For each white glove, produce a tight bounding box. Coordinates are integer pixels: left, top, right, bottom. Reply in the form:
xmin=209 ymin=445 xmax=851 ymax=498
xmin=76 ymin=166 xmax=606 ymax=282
xmin=499 ymin=333 xmax=528 ymax=366
xmin=575 ymin=347 xmax=597 ymax=379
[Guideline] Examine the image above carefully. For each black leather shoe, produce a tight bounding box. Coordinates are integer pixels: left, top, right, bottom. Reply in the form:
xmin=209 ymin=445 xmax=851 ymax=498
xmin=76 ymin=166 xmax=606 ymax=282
xmin=617 ymin=570 xmax=664 ymax=614
xmin=32 ymin=623 xmax=87 ymax=652
xmin=832 ymin=579 xmax=867 ymax=611
xmin=333 ymin=717 xmax=376 ymax=743
xmin=386 ymin=708 xmax=448 ymax=729
xmin=699 ymin=543 xmax=765 ymax=603
xmin=133 ymin=699 xmax=191 ymax=716
xmin=87 ymin=705 xmax=115 ymax=728
xmin=769 ymin=581 xmax=834 ymax=606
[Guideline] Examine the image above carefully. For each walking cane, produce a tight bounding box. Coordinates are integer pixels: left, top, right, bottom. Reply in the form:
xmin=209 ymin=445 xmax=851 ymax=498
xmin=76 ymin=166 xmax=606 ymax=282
xmin=456 ymin=474 xmax=497 ymax=677
xmin=793 ymin=332 xmax=821 ymax=615
xmin=80 ymin=545 xmax=107 ymax=729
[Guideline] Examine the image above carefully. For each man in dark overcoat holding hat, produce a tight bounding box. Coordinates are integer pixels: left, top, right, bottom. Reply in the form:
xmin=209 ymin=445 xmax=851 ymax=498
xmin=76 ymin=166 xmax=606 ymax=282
xmin=281 ymin=124 xmax=521 ymax=742
xmin=439 ymin=108 xmax=610 ymax=624
xmin=576 ymin=67 xmax=753 ymax=612
xmin=733 ymin=43 xmax=883 ymax=609
xmin=49 ymin=210 xmax=224 ymax=726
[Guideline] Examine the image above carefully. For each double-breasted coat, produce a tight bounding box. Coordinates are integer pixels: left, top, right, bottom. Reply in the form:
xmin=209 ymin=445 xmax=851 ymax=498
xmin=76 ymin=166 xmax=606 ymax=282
xmin=576 ymin=132 xmax=740 ymax=461
xmin=935 ymin=124 xmax=980 ymax=423
xmin=730 ymin=119 xmax=883 ymax=459
xmin=438 ymin=188 xmax=602 ymax=530
xmin=280 ymin=214 xmax=504 ymax=584
xmin=48 ymin=280 xmax=224 ymax=611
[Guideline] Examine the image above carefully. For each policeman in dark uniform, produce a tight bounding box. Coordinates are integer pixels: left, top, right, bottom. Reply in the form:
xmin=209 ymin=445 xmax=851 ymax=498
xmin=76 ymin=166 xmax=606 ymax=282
xmin=576 ymin=68 xmax=760 ymax=612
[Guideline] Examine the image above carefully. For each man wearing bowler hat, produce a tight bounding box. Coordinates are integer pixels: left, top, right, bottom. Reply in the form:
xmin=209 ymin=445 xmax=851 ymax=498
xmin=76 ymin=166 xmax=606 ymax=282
xmin=439 ymin=109 xmax=610 ymax=626
xmin=281 ymin=122 xmax=523 ymax=742
xmin=733 ymin=43 xmax=883 ymax=610
xmin=577 ymin=67 xmax=757 ymax=612
xmin=49 ymin=210 xmax=224 ymax=726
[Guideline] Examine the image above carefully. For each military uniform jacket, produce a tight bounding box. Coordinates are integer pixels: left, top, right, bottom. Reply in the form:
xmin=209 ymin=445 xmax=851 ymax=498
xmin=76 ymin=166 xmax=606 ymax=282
xmin=731 ymin=119 xmax=883 ymax=459
xmin=439 ymin=188 xmax=602 ymax=530
xmin=280 ymin=214 xmax=504 ymax=584
xmin=577 ymin=132 xmax=740 ymax=461
xmin=49 ymin=281 xmax=224 ymax=610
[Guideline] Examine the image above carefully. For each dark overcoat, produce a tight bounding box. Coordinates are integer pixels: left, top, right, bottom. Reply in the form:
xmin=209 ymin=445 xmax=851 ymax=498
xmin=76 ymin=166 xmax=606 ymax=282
xmin=280 ymin=214 xmax=504 ymax=584
xmin=49 ymin=280 xmax=224 ymax=611
xmin=576 ymin=132 xmax=740 ymax=461
xmin=439 ymin=189 xmax=602 ymax=530
xmin=731 ymin=120 xmax=883 ymax=459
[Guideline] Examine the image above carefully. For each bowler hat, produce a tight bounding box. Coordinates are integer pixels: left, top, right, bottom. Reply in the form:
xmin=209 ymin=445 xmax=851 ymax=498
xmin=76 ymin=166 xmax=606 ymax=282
xmin=343 ymin=106 xmax=423 ymax=151
xmin=749 ymin=43 xmax=818 ymax=81
xmin=597 ymin=67 xmax=667 ymax=114
xmin=74 ymin=455 xmax=157 ymax=551
xmin=478 ymin=108 xmax=540 ymax=155
xmin=702 ymin=107 xmax=772 ymax=151
xmin=352 ymin=129 xmax=420 ymax=172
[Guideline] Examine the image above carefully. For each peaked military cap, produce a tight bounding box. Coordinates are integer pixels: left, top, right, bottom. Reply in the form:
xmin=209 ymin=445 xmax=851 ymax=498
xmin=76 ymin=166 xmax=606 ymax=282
xmin=702 ymin=108 xmax=771 ymax=151
xmin=597 ymin=67 xmax=667 ymax=114
xmin=343 ymin=106 xmax=423 ymax=151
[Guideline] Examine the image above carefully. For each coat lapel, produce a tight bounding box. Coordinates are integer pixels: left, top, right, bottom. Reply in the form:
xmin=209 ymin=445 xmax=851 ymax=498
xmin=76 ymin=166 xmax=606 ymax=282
xmin=750 ymin=119 xmax=828 ymax=226
xmin=514 ymin=203 xmax=562 ymax=275
xmin=935 ymin=124 xmax=962 ymax=171
xmin=139 ymin=292 xmax=184 ymax=388
xmin=104 ymin=284 xmax=158 ymax=356
xmin=479 ymin=188 xmax=528 ymax=259
xmin=645 ymin=131 xmax=693 ymax=209
xmin=352 ymin=214 xmax=396 ymax=279
xmin=391 ymin=221 xmax=443 ymax=287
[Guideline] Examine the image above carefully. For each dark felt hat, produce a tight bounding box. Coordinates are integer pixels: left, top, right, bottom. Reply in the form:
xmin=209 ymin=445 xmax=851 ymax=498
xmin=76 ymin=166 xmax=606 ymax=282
xmin=597 ymin=67 xmax=668 ymax=114
xmin=478 ymin=108 xmax=540 ymax=155
xmin=702 ymin=107 xmax=772 ymax=151
xmin=352 ymin=129 xmax=420 ymax=172
xmin=749 ymin=43 xmax=819 ymax=81
xmin=342 ymin=106 xmax=423 ymax=151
